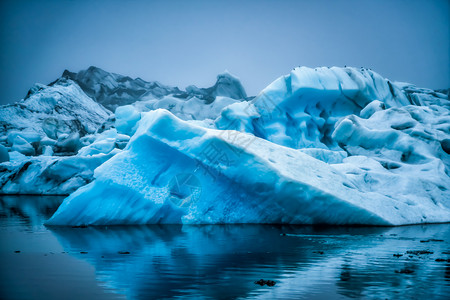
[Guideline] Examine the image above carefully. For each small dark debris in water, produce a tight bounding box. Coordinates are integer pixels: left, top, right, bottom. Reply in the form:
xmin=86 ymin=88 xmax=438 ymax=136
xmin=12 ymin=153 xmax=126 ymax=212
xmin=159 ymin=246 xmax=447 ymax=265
xmin=395 ymin=268 xmax=414 ymax=274
xmin=101 ymin=256 xmax=104 ymax=258
xmin=254 ymin=279 xmax=276 ymax=287
xmin=61 ymin=251 xmax=66 ymax=254
xmin=442 ymin=251 xmax=450 ymax=255
xmin=266 ymin=281 xmax=276 ymax=287
xmin=420 ymin=239 xmax=444 ymax=243
xmin=118 ymin=251 xmax=130 ymax=254
xmin=14 ymin=250 xmax=20 ymax=253
xmin=340 ymin=271 xmax=351 ymax=281
xmin=71 ymin=225 xmax=88 ymax=228
xmin=435 ymin=258 xmax=450 ymax=262
xmin=390 ymin=234 xmax=398 ymax=236
xmin=80 ymin=251 xmax=88 ymax=254
xmin=314 ymin=251 xmax=324 ymax=254
xmin=393 ymin=253 xmax=403 ymax=257
xmin=406 ymin=250 xmax=433 ymax=255
xmin=281 ymin=233 xmax=287 ymax=236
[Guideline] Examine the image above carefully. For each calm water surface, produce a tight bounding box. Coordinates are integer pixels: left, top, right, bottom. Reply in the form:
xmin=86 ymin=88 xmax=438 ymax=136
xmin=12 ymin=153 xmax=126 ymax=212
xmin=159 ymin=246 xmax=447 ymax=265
xmin=0 ymin=195 xmax=449 ymax=300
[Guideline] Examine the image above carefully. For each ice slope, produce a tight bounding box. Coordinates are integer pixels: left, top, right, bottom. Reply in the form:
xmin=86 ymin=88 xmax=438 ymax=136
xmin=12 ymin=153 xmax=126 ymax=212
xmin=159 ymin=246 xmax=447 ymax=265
xmin=185 ymin=71 xmax=248 ymax=103
xmin=216 ymin=66 xmax=449 ymax=150
xmin=0 ymin=127 xmax=129 ymax=195
xmin=64 ymin=66 xmax=250 ymax=111
xmin=46 ymin=109 xmax=450 ymax=226
xmin=0 ymin=67 xmax=249 ymax=195
xmin=0 ymin=151 xmax=117 ymax=195
xmin=63 ymin=66 xmax=182 ymax=111
xmin=0 ymin=67 xmax=246 ymax=158
xmin=211 ymin=67 xmax=450 ymax=225
xmin=3 ymin=65 xmax=449 ymax=224
xmin=0 ymin=77 xmax=110 ymax=156
xmin=133 ymin=95 xmax=241 ymax=122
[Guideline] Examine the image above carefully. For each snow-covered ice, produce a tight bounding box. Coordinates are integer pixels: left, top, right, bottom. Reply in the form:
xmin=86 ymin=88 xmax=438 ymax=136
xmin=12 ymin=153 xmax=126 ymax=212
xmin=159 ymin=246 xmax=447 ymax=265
xmin=0 ymin=151 xmax=117 ymax=195
xmin=1 ymin=66 xmax=448 ymax=225
xmin=47 ymin=106 xmax=450 ymax=225
xmin=0 ymin=78 xmax=110 ymax=157
xmin=0 ymin=67 xmax=250 ymax=195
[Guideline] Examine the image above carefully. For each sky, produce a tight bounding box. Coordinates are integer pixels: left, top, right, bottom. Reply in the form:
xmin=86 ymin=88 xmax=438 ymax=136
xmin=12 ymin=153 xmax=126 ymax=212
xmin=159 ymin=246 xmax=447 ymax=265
xmin=0 ymin=0 xmax=448 ymax=105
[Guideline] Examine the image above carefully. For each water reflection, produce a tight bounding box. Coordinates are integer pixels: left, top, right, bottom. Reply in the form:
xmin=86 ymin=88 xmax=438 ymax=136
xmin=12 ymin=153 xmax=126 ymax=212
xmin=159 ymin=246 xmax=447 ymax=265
xmin=1 ymin=196 xmax=449 ymax=299
xmin=49 ymin=224 xmax=450 ymax=299
xmin=0 ymin=195 xmax=64 ymax=229
xmin=50 ymin=225 xmax=333 ymax=299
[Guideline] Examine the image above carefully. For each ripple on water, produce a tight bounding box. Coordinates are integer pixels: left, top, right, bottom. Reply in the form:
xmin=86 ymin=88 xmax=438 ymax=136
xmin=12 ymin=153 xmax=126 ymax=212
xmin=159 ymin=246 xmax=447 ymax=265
xmin=0 ymin=195 xmax=449 ymax=299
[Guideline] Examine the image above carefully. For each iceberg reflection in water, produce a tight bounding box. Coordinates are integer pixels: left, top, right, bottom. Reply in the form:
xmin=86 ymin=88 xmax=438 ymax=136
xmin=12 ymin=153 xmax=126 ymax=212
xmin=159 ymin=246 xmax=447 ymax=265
xmin=1 ymin=196 xmax=450 ymax=299
xmin=50 ymin=224 xmax=450 ymax=299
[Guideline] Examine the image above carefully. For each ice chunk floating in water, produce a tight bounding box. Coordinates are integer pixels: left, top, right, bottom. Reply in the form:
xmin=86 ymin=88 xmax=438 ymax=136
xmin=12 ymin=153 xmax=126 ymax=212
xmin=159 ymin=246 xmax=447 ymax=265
xmin=46 ymin=67 xmax=450 ymax=226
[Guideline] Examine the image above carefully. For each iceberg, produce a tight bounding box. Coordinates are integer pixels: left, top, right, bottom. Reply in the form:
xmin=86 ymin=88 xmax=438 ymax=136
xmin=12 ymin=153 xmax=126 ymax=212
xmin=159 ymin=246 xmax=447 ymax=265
xmin=0 ymin=151 xmax=117 ymax=195
xmin=0 ymin=66 xmax=249 ymax=159
xmin=62 ymin=66 xmax=182 ymax=111
xmin=215 ymin=66 xmax=448 ymax=150
xmin=45 ymin=224 xmax=448 ymax=299
xmin=1 ymin=65 xmax=448 ymax=225
xmin=47 ymin=106 xmax=450 ymax=225
xmin=0 ymin=77 xmax=111 ymax=157
xmin=0 ymin=67 xmax=251 ymax=195
xmin=0 ymin=145 xmax=9 ymax=163
xmin=63 ymin=66 xmax=249 ymax=111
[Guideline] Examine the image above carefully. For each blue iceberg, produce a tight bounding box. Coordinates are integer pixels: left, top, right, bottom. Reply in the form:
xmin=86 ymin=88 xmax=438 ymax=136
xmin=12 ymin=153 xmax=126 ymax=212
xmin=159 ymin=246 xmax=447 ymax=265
xmin=46 ymin=67 xmax=450 ymax=226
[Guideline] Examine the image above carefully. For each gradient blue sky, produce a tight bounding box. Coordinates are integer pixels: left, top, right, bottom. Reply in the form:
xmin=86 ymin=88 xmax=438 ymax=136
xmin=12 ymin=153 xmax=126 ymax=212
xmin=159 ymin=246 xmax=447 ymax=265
xmin=0 ymin=0 xmax=448 ymax=104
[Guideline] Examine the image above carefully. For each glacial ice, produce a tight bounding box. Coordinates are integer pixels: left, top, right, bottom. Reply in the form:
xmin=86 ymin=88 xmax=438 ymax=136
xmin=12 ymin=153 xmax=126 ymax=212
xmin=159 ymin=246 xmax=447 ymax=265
xmin=0 ymin=145 xmax=9 ymax=163
xmin=215 ymin=66 xmax=445 ymax=150
xmin=77 ymin=129 xmax=129 ymax=156
xmin=0 ymin=151 xmax=116 ymax=195
xmin=1 ymin=65 xmax=449 ymax=225
xmin=0 ymin=67 xmax=251 ymax=195
xmin=185 ymin=71 xmax=248 ymax=102
xmin=0 ymin=77 xmax=110 ymax=156
xmin=133 ymin=95 xmax=241 ymax=122
xmin=115 ymin=105 xmax=141 ymax=136
xmin=11 ymin=135 xmax=35 ymax=156
xmin=47 ymin=107 xmax=450 ymax=226
xmin=42 ymin=145 xmax=53 ymax=156
xmin=63 ymin=66 xmax=249 ymax=110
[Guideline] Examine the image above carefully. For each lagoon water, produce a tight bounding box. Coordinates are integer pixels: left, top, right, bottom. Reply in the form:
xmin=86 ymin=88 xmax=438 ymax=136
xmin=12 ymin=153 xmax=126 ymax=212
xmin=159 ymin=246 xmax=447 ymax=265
xmin=0 ymin=195 xmax=449 ymax=299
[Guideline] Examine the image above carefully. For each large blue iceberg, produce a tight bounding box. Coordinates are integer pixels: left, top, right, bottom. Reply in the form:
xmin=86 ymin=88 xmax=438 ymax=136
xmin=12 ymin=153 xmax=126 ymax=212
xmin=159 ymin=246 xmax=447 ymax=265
xmin=46 ymin=67 xmax=450 ymax=226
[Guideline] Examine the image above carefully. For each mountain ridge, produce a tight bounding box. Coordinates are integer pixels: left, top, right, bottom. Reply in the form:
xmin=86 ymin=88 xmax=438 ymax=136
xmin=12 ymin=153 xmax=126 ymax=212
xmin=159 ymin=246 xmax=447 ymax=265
xmin=61 ymin=66 xmax=251 ymax=111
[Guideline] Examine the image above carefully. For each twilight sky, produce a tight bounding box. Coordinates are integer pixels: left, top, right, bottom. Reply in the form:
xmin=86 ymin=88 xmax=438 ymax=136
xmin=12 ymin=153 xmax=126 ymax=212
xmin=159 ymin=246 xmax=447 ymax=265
xmin=0 ymin=0 xmax=448 ymax=105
